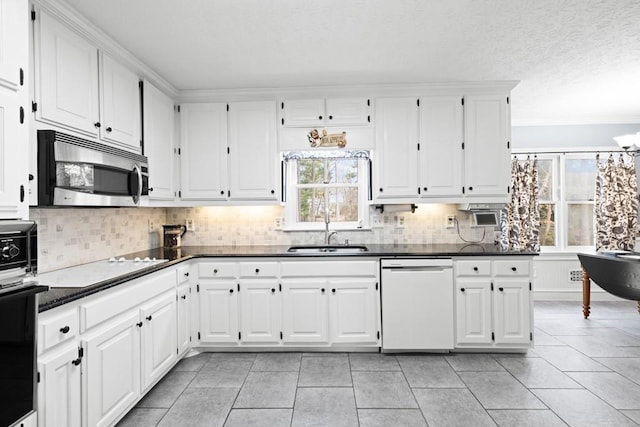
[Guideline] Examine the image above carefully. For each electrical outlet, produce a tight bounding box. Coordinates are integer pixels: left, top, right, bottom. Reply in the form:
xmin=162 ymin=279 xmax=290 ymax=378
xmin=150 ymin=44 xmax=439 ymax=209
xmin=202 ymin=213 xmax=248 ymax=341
xmin=148 ymin=219 xmax=155 ymax=233
xmin=185 ymin=219 xmax=195 ymax=231
xmin=274 ymin=217 xmax=284 ymax=230
xmin=395 ymin=215 xmax=405 ymax=229
xmin=446 ymin=215 xmax=456 ymax=228
xmin=371 ymin=214 xmax=383 ymax=229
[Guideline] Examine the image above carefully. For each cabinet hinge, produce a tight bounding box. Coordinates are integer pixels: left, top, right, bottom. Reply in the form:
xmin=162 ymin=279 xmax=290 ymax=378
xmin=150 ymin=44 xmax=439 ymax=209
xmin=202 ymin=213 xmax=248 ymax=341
xmin=226 ymin=104 xmax=229 ymax=112
xmin=367 ymin=115 xmax=370 ymax=123
xmin=238 ymin=332 xmax=241 ymax=340
xmin=178 ymin=190 xmax=182 ymax=198
xmin=491 ymin=332 xmax=495 ymax=341
xmin=417 ymin=143 xmax=420 ymax=151
xmin=189 ymin=336 xmax=192 ymax=342
xmin=461 ymin=98 xmax=464 ymax=106
xmin=19 ymin=68 xmax=24 ymax=86
xmin=491 ymin=282 xmax=494 ymax=291
xmin=19 ymin=185 xmax=24 ymax=203
xmin=280 ymin=331 xmax=283 ymax=340
xmin=367 ymin=99 xmax=370 ymax=106
xmin=507 ymin=186 xmax=510 ymax=194
xmin=37 ymin=371 xmax=40 ymax=383
xmin=377 ymin=331 xmax=380 ymax=340
xmin=176 ymin=294 xmax=178 ymax=301
xmin=228 ymin=190 xmax=230 ymax=197
xmin=197 ymin=332 xmax=201 ymax=340
xmin=176 ymin=105 xmax=180 ymax=112
xmin=461 ymin=142 xmax=465 ymax=150
xmin=227 ymin=147 xmax=230 ymax=155
xmin=281 ymin=118 xmax=284 ymax=125
xmin=507 ymin=96 xmax=510 ymax=104
xmin=19 ymin=106 xmax=24 ymax=124
xmin=196 ymin=284 xmax=200 ymax=292
xmin=279 ymin=283 xmax=282 ymax=292
xmin=375 ymin=282 xmax=379 ymax=291
xmin=462 ymin=187 xmax=465 ymax=194
xmin=78 ymin=346 xmax=84 ymax=359
xmin=31 ymin=101 xmax=37 ymax=112
xmin=31 ymin=9 xmax=36 ymax=21
xmin=417 ymin=99 xmax=420 ymax=107
xmin=507 ymin=141 xmax=510 ymax=149
xmin=176 ymin=348 xmax=179 ymax=355
xmin=237 ymin=283 xmax=240 ymax=292
xmin=530 ymin=332 xmax=533 ymax=341
xmin=529 ymin=282 xmax=532 ymax=291
xmin=417 ymin=187 xmax=421 ymax=195
xmin=138 ymin=80 xmax=143 ymax=89
xmin=177 ymin=148 xmax=181 ymax=155
xmin=281 ymin=102 xmax=284 ymax=110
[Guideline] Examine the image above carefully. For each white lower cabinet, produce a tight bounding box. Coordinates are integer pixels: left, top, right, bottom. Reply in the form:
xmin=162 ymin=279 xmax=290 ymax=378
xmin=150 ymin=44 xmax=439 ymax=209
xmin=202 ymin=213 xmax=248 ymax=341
xmin=37 ymin=343 xmax=82 ymax=427
xmin=198 ymin=280 xmax=239 ymax=344
xmin=177 ymin=284 xmax=191 ymax=356
xmin=140 ymin=292 xmax=178 ymax=390
xmin=329 ymin=279 xmax=378 ymax=344
xmin=240 ymin=279 xmax=281 ymax=343
xmin=281 ymin=279 xmax=329 ymax=344
xmin=454 ymin=257 xmax=533 ymax=349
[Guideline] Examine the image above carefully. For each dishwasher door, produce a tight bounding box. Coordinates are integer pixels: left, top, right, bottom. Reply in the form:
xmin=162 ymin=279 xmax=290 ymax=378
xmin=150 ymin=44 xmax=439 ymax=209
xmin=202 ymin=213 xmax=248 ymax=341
xmin=381 ymin=259 xmax=454 ymax=351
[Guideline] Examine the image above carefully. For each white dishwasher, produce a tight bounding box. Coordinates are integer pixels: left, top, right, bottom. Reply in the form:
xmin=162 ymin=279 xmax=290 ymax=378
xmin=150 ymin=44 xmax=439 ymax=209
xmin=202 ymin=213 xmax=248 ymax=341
xmin=381 ymin=258 xmax=454 ymax=351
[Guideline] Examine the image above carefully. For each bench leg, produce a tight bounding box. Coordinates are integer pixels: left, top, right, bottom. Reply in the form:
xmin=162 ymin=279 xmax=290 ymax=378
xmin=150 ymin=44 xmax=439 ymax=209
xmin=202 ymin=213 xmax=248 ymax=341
xmin=582 ymin=269 xmax=591 ymax=319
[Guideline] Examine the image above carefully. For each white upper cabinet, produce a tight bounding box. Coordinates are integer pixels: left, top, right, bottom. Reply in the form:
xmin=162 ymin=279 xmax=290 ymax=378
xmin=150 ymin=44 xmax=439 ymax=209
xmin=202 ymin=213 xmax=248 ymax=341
xmin=179 ymin=103 xmax=228 ymax=200
xmin=281 ymin=98 xmax=324 ymax=127
xmin=325 ymin=98 xmax=371 ymax=126
xmin=35 ymin=8 xmax=100 ymax=137
xmin=0 ymin=0 xmax=26 ymax=91
xmin=419 ymin=96 xmax=464 ymax=198
xmin=228 ymin=101 xmax=278 ymax=201
xmin=34 ymin=9 xmax=142 ymax=152
xmin=143 ymin=80 xmax=175 ymax=200
xmin=463 ymin=94 xmax=511 ymax=197
xmin=281 ymin=97 xmax=370 ymax=127
xmin=99 ymin=52 xmax=141 ymax=151
xmin=373 ymin=97 xmax=419 ymax=200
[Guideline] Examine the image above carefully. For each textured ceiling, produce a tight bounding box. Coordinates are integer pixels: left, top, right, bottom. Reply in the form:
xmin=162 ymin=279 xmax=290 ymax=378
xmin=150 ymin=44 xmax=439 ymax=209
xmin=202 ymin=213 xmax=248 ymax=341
xmin=64 ymin=0 xmax=640 ymax=125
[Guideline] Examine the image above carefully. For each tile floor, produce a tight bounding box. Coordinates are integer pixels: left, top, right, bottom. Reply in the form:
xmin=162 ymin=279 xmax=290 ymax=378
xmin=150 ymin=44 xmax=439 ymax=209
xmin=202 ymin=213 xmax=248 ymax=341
xmin=117 ymin=301 xmax=640 ymax=426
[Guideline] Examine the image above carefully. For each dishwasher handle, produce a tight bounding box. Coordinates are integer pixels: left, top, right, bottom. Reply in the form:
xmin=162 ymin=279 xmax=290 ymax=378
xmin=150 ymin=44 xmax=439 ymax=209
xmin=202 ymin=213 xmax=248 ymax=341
xmin=383 ymin=266 xmax=452 ymax=272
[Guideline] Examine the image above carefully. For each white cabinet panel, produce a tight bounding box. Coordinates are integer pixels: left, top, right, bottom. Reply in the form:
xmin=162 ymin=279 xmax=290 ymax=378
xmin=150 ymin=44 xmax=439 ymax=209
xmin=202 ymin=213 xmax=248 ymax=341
xmin=325 ymin=98 xmax=370 ymax=126
xmin=281 ymin=98 xmax=324 ymax=127
xmin=177 ymin=285 xmax=191 ymax=356
xmin=239 ymin=279 xmax=281 ymax=343
xmin=143 ymin=80 xmax=175 ymax=200
xmin=493 ymin=279 xmax=531 ymax=345
xmin=198 ymin=280 xmax=239 ymax=344
xmin=374 ymin=98 xmax=418 ymax=200
xmin=35 ymin=9 xmax=99 ymax=136
xmin=0 ymin=94 xmax=27 ymax=219
xmin=463 ymin=94 xmax=510 ymax=197
xmin=84 ymin=311 xmax=141 ymax=427
xmin=0 ymin=0 xmax=26 ymax=91
xmin=281 ymin=279 xmax=328 ymax=343
xmin=179 ymin=103 xmax=227 ymax=200
xmin=140 ymin=291 xmax=177 ymax=391
xmin=329 ymin=279 xmax=378 ymax=344
xmin=455 ymin=279 xmax=492 ymax=344
xmin=38 ymin=344 xmax=82 ymax=427
xmin=228 ymin=101 xmax=277 ymax=201
xmin=419 ymin=96 xmax=463 ymax=197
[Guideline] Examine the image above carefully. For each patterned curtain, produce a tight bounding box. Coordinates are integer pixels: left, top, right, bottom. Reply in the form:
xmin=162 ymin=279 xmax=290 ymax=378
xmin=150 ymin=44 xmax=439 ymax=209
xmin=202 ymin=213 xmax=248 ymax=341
xmin=594 ymin=154 xmax=638 ymax=251
xmin=499 ymin=157 xmax=540 ymax=251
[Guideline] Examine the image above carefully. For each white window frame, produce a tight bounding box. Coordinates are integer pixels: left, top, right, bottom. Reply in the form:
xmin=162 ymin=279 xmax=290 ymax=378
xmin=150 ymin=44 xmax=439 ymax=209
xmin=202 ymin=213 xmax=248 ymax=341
xmin=283 ymin=155 xmax=370 ymax=231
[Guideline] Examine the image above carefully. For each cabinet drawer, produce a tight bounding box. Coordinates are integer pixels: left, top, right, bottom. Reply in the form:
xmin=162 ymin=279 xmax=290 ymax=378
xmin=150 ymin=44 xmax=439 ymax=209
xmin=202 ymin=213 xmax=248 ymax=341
xmin=239 ymin=262 xmax=279 ymax=278
xmin=493 ymin=260 xmax=530 ymax=276
xmin=198 ymin=262 xmax=237 ymax=278
xmin=281 ymin=261 xmax=377 ymax=277
xmin=455 ymin=260 xmax=491 ymax=276
xmin=177 ymin=264 xmax=191 ymax=284
xmin=38 ymin=306 xmax=79 ymax=354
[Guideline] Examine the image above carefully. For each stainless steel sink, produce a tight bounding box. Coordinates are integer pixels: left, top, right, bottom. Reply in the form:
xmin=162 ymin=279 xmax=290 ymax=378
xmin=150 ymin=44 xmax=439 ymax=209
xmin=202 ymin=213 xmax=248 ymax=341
xmin=287 ymin=245 xmax=369 ymax=254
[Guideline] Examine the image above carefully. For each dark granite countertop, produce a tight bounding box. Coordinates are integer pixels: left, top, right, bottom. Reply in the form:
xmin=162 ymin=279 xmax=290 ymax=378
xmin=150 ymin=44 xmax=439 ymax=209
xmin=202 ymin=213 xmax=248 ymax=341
xmin=38 ymin=244 xmax=537 ymax=312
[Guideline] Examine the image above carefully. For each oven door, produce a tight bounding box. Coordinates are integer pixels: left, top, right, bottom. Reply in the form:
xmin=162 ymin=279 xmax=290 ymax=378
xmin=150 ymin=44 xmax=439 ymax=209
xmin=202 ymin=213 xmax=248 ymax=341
xmin=0 ymin=285 xmax=48 ymax=427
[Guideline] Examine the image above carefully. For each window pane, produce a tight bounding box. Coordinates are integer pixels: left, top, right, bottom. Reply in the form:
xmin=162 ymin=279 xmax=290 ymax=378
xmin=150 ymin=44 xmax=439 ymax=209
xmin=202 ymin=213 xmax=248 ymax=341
xmin=332 ymin=159 xmax=358 ymax=184
xmin=327 ymin=187 xmax=359 ymax=222
xmin=298 ymin=159 xmax=326 ymax=185
xmin=566 ymin=159 xmax=596 ymax=201
xmin=539 ymin=203 xmax=556 ymax=246
xmin=297 ymin=188 xmax=325 ymax=222
xmin=567 ymin=203 xmax=594 ymax=246
xmin=536 ymin=159 xmax=553 ymax=201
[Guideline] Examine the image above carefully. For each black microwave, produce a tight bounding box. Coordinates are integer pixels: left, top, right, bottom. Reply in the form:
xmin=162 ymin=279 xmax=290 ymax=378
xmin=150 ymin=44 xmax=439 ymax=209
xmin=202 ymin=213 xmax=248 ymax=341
xmin=37 ymin=130 xmax=149 ymax=207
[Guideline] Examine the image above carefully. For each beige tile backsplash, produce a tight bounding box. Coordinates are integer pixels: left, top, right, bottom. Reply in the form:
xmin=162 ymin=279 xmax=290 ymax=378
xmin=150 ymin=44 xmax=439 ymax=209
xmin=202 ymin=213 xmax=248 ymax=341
xmin=30 ymin=204 xmax=495 ymax=272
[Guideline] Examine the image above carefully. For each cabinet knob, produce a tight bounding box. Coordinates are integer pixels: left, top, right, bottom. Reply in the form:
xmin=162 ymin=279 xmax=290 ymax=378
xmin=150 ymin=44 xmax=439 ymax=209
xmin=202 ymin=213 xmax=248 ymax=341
xmin=214 ymin=269 xmax=218 ymax=274
xmin=106 ymin=127 xmax=112 ymax=133
xmin=271 ymin=288 xmax=276 ymax=293
xmin=423 ymin=187 xmax=428 ymax=191
xmin=473 ymin=267 xmax=478 ymax=271
xmin=255 ymin=268 xmax=260 ymax=273
xmin=499 ymin=287 xmax=504 ymax=292
xmin=146 ymin=315 xmax=152 ymax=321
xmin=321 ymin=288 xmax=325 ymax=293
xmin=148 ymin=188 xmax=154 ymax=192
xmin=460 ymin=288 xmax=466 ymax=292
xmin=181 ymin=295 xmax=187 ymax=300
xmin=29 ymin=174 xmax=34 ymax=181
xmin=229 ymin=289 xmax=234 ymax=293
xmin=220 ymin=190 xmax=225 ymax=195
xmin=271 ymin=190 xmax=275 ymax=194
xmin=379 ymin=188 xmax=383 ymax=192
xmin=468 ymin=186 xmax=473 ymax=191
xmin=71 ymin=358 xmax=81 ymax=366
xmin=59 ymin=326 xmax=70 ymax=334
xmin=184 ymin=272 xmax=189 ymax=277
xmin=318 ymin=115 xmax=323 ymax=120
xmin=328 ymin=115 xmax=333 ymax=120
xmin=94 ymin=122 xmax=101 ymax=128
xmin=511 ymin=267 xmax=517 ymax=272
xmin=331 ymin=289 xmax=336 ymax=294
xmin=136 ymin=322 xmax=143 ymax=327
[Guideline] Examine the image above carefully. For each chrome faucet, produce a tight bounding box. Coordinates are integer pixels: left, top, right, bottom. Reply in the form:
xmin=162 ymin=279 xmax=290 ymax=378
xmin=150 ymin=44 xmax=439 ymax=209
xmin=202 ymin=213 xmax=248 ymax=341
xmin=324 ymin=210 xmax=338 ymax=245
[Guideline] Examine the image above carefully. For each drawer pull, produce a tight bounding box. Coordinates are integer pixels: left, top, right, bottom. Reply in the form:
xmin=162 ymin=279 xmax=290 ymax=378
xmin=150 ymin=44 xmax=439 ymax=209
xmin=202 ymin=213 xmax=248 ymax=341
xmin=181 ymin=295 xmax=187 ymax=300
xmin=511 ymin=267 xmax=517 ymax=272
xmin=499 ymin=287 xmax=504 ymax=292
xmin=214 ymin=269 xmax=218 ymax=274
xmin=321 ymin=288 xmax=325 ymax=293
xmin=271 ymin=288 xmax=276 ymax=293
xmin=184 ymin=272 xmax=189 ymax=277
xmin=331 ymin=289 xmax=336 ymax=294
xmin=146 ymin=315 xmax=153 ymax=321
xmin=71 ymin=358 xmax=81 ymax=366
xmin=255 ymin=268 xmax=260 ymax=273
xmin=473 ymin=266 xmax=478 ymax=272
xmin=460 ymin=288 xmax=466 ymax=292
xmin=229 ymin=289 xmax=234 ymax=293
xmin=136 ymin=322 xmax=143 ymax=327
xmin=59 ymin=326 xmax=70 ymax=334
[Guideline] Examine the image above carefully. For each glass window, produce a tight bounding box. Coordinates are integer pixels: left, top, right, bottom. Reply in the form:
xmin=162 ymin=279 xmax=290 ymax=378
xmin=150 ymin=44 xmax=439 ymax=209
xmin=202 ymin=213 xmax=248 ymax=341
xmin=565 ymin=159 xmax=597 ymax=201
xmin=567 ymin=203 xmax=594 ymax=246
xmin=539 ymin=203 xmax=556 ymax=246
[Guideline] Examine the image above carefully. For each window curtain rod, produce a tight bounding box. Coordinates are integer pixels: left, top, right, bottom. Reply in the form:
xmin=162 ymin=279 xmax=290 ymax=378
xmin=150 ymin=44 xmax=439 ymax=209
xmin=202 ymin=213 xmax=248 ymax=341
xmin=512 ymin=149 xmax=640 ymax=156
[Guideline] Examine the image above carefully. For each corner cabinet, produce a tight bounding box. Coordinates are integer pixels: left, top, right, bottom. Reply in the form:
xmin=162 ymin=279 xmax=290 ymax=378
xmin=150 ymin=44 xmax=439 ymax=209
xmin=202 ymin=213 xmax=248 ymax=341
xmin=0 ymin=0 xmax=29 ymax=219
xmin=454 ymin=257 xmax=533 ymax=350
xmin=373 ymin=98 xmax=419 ymax=200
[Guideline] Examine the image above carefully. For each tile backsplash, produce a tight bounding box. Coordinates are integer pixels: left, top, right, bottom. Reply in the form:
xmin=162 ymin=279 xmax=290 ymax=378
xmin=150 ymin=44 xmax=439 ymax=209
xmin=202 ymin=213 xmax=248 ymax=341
xmin=30 ymin=204 xmax=495 ymax=272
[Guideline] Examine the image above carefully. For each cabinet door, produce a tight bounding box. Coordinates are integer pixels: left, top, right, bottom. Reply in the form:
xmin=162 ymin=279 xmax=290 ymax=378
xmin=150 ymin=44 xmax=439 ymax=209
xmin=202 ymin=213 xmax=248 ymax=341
xmin=419 ymin=96 xmax=464 ymax=197
xmin=99 ymin=53 xmax=141 ymax=152
xmin=35 ymin=9 xmax=99 ymax=136
xmin=84 ymin=311 xmax=141 ymax=427
xmin=455 ymin=279 xmax=492 ymax=345
xmin=326 ymin=98 xmax=370 ymax=126
xmin=198 ymin=280 xmax=239 ymax=344
xmin=329 ymin=278 xmax=378 ymax=344
xmin=0 ymin=0 xmax=26 ymax=91
xmin=143 ymin=80 xmax=175 ymax=200
xmin=179 ymin=103 xmax=227 ymax=200
xmin=0 ymin=92 xmax=27 ymax=219
xmin=38 ymin=344 xmax=82 ymax=427
xmin=493 ymin=279 xmax=531 ymax=345
xmin=281 ymin=98 xmax=324 ymax=127
xmin=239 ymin=279 xmax=281 ymax=343
xmin=463 ymin=94 xmax=510 ymax=197
xmin=281 ymin=279 xmax=328 ymax=343
xmin=374 ymin=98 xmax=419 ymax=199
xmin=140 ymin=291 xmax=177 ymax=391
xmin=228 ymin=101 xmax=278 ymax=200
xmin=177 ymin=285 xmax=191 ymax=356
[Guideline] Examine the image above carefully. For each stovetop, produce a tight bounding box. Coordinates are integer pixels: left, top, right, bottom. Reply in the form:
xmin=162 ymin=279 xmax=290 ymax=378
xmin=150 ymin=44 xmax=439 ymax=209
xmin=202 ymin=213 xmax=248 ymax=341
xmin=37 ymin=257 xmax=169 ymax=288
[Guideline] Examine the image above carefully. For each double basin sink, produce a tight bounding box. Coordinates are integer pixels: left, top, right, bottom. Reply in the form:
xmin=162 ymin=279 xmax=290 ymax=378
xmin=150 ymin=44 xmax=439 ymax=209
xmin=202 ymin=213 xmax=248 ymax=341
xmin=287 ymin=245 xmax=369 ymax=254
